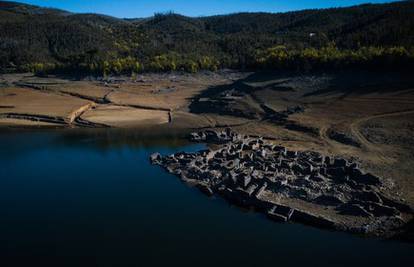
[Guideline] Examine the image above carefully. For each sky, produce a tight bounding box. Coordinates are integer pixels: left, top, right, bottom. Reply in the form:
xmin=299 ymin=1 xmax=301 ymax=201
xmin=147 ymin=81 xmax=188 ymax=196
xmin=15 ymin=0 xmax=400 ymax=18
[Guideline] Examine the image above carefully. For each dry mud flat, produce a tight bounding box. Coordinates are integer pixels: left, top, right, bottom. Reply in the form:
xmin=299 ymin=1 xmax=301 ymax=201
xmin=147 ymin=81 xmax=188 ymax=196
xmin=81 ymin=105 xmax=170 ymax=127
xmin=1 ymin=70 xmax=414 ymax=237
xmin=151 ymin=129 xmax=413 ymax=238
xmin=0 ymin=71 xmax=246 ymax=128
xmin=0 ymin=86 xmax=93 ymax=126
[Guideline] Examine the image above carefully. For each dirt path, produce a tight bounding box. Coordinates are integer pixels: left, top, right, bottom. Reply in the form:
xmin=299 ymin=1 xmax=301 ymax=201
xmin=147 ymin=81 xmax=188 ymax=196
xmin=317 ymin=109 xmax=414 ymax=162
xmin=319 ymin=125 xmax=336 ymax=148
xmin=349 ymin=109 xmax=414 ymax=152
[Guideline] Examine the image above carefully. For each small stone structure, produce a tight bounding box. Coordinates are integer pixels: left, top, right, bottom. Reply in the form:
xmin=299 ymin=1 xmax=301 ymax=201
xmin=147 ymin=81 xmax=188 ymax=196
xmin=151 ymin=129 xmax=413 ymax=237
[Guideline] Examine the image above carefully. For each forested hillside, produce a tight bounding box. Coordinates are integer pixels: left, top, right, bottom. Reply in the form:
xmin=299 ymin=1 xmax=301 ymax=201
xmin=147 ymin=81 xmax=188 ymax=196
xmin=1 ymin=0 xmax=414 ymax=74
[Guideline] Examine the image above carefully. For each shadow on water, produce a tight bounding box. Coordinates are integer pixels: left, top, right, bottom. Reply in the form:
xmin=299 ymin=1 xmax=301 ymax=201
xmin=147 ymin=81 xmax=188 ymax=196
xmin=53 ymin=128 xmax=192 ymax=150
xmin=0 ymin=127 xmax=192 ymax=160
xmin=1 ymin=128 xmax=414 ymax=267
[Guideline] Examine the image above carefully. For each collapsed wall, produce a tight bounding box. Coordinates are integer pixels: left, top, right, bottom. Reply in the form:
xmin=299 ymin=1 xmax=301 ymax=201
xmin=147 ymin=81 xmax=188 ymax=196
xmin=150 ymin=129 xmax=413 ymax=237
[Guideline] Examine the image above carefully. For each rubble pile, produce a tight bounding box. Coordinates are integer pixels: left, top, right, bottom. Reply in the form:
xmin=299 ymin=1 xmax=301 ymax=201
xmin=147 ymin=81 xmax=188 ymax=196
xmin=150 ymin=129 xmax=412 ymax=236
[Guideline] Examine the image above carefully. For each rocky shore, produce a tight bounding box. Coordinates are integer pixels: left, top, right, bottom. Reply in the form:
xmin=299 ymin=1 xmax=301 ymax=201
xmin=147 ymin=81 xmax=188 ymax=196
xmin=150 ymin=129 xmax=413 ymax=237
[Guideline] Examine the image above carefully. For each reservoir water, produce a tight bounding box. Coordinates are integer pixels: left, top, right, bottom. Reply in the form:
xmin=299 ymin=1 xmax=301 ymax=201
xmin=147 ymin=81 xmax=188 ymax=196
xmin=0 ymin=128 xmax=413 ymax=267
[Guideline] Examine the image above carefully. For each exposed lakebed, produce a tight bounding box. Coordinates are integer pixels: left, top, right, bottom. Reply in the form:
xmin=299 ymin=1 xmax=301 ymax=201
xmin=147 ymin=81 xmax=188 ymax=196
xmin=0 ymin=128 xmax=413 ymax=266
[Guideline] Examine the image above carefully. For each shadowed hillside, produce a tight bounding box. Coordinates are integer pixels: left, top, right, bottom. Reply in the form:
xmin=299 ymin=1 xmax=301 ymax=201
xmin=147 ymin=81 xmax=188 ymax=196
xmin=1 ymin=1 xmax=414 ymax=74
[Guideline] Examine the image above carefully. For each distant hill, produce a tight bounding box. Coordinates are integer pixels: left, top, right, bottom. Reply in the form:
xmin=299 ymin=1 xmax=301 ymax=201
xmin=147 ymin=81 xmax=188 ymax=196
xmin=0 ymin=0 xmax=413 ymax=74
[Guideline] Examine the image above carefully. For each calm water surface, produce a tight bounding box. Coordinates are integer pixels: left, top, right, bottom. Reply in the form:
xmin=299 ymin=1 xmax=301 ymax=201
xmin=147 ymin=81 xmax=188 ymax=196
xmin=0 ymin=128 xmax=413 ymax=267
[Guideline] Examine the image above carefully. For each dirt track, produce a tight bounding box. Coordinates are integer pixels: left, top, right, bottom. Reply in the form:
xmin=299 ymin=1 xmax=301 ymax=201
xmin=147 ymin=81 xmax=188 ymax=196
xmin=350 ymin=109 xmax=414 ymax=152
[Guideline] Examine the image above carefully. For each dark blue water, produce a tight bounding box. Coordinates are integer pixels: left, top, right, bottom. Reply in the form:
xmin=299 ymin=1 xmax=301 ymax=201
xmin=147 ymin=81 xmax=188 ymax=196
xmin=0 ymin=129 xmax=413 ymax=267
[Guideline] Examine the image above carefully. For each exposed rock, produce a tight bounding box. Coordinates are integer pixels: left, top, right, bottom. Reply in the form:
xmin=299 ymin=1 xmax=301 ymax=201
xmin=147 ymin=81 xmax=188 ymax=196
xmin=150 ymin=130 xmax=412 ymax=237
xmin=150 ymin=152 xmax=162 ymax=164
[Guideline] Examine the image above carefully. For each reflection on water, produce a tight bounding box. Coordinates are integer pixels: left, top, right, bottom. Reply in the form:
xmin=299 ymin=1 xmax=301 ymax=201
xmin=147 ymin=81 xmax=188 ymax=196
xmin=0 ymin=128 xmax=191 ymax=160
xmin=0 ymin=128 xmax=413 ymax=267
xmin=55 ymin=128 xmax=192 ymax=149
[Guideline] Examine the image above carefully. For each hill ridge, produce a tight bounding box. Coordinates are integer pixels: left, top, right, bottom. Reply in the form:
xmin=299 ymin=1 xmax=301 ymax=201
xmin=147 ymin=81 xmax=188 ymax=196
xmin=0 ymin=1 xmax=413 ymax=73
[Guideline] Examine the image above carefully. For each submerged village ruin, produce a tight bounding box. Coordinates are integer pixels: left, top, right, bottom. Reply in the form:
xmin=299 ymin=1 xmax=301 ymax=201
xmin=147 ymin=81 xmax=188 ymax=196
xmin=151 ymin=129 xmax=413 ymax=237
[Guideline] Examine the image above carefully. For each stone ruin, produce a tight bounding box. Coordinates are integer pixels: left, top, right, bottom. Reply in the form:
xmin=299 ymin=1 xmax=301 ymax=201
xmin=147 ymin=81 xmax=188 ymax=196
xmin=150 ymin=129 xmax=413 ymax=236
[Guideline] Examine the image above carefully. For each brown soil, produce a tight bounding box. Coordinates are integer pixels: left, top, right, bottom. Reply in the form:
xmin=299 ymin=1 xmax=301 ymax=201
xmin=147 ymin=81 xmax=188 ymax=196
xmin=1 ymin=70 xmax=413 ymax=213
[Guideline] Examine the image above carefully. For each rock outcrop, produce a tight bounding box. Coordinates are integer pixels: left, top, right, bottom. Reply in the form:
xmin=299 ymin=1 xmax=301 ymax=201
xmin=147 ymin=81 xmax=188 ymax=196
xmin=150 ymin=129 xmax=413 ymax=237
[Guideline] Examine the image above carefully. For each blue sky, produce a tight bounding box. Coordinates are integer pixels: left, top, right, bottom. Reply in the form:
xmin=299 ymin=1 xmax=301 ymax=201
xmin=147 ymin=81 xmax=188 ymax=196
xmin=16 ymin=0 xmax=399 ymax=18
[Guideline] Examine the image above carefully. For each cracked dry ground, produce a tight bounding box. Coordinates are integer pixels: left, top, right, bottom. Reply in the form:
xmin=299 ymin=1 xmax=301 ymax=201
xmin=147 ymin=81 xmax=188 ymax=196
xmin=0 ymin=72 xmax=248 ymax=128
